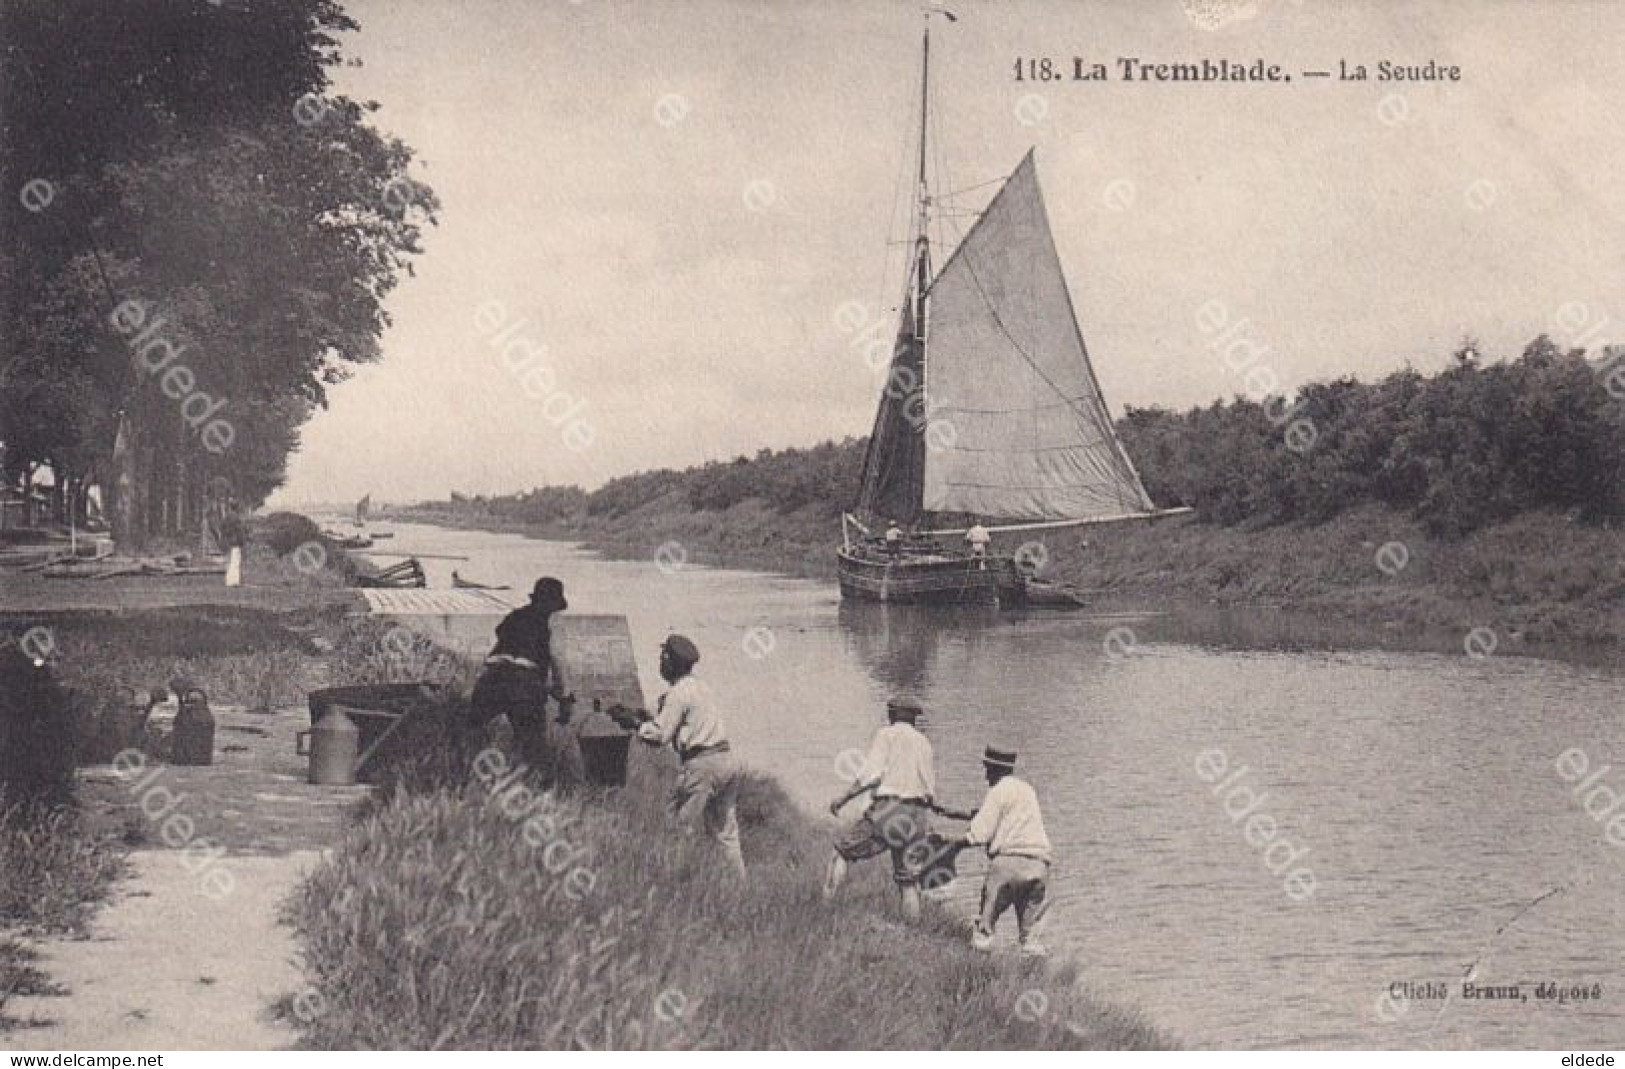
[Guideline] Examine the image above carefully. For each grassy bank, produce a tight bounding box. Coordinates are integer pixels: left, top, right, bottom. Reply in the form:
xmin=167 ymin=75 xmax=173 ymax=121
xmin=287 ymin=714 xmax=1171 ymax=1049
xmin=399 ymin=500 xmax=1625 ymax=655
xmin=0 ymin=801 xmax=128 ymax=1033
xmin=0 ymin=654 xmax=129 ymax=1035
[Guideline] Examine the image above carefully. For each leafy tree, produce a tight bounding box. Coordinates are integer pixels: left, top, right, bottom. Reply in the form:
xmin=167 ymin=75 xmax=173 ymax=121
xmin=0 ymin=0 xmax=436 ymax=548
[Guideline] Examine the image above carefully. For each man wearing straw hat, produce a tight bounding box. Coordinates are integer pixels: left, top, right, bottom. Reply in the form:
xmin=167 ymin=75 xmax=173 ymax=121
xmin=824 ymin=698 xmax=938 ymax=921
xmin=948 ymin=744 xmax=1053 ymax=956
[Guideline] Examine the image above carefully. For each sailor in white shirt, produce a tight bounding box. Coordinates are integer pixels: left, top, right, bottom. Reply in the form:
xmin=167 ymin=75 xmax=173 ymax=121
xmin=950 ymin=745 xmax=1053 ymax=955
xmin=637 ymin=634 xmax=745 ymax=876
xmin=964 ymin=523 xmax=991 ymax=563
xmin=824 ymin=698 xmax=937 ymax=921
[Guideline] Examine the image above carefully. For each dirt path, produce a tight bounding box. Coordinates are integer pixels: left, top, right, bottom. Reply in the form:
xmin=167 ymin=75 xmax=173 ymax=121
xmin=7 ymin=703 xmax=370 ymax=1050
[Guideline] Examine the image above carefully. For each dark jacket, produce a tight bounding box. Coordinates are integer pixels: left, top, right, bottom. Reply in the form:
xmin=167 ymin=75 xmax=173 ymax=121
xmin=490 ymin=603 xmax=555 ymax=673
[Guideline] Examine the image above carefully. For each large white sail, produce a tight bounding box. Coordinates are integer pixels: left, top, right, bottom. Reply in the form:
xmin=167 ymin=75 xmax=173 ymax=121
xmin=921 ymin=151 xmax=1155 ymax=522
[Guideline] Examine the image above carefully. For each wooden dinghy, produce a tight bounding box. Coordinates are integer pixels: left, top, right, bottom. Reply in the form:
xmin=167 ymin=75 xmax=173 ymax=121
xmin=356 ymin=557 xmax=425 ymax=589
xmin=451 ymin=571 xmax=510 ymax=591
xmin=1018 ymin=578 xmax=1091 ymax=609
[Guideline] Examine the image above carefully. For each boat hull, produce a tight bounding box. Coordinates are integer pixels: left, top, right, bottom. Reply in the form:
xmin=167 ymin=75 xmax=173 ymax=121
xmin=836 ymin=547 xmax=1024 ymax=606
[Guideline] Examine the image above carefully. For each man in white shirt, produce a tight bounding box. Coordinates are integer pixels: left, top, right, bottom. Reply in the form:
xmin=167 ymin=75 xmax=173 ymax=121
xmin=824 ymin=698 xmax=936 ymax=921
xmin=948 ymin=745 xmax=1053 ymax=956
xmin=964 ymin=523 xmax=991 ymax=563
xmin=636 ymin=634 xmax=745 ymax=876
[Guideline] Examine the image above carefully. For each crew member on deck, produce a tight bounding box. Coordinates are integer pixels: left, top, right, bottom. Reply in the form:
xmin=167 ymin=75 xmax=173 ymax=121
xmin=636 ymin=635 xmax=746 ymax=876
xmin=468 ymin=577 xmax=569 ymax=779
xmin=884 ymin=519 xmax=904 ymax=555
xmin=965 ymin=522 xmax=991 ymax=562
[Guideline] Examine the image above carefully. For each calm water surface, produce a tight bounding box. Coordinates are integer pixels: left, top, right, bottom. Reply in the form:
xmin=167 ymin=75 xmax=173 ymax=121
xmin=359 ymin=521 xmax=1623 ymax=1049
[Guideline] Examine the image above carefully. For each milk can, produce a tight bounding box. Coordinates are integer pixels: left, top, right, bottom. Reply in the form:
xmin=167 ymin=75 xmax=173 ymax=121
xmin=171 ymin=688 xmax=215 ymax=765
xmin=297 ymin=706 xmax=361 ymax=786
xmin=103 ymin=686 xmax=153 ymax=759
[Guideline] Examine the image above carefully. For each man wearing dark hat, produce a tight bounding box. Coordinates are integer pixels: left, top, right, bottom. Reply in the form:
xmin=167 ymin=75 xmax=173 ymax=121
xmin=824 ymin=698 xmax=937 ymax=921
xmin=636 ymin=634 xmax=745 ymax=876
xmin=468 ymin=577 xmax=570 ymax=778
xmin=948 ymin=745 xmax=1053 ymax=956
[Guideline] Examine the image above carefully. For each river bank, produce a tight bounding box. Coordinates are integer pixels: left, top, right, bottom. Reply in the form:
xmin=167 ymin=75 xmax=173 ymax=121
xmin=1 ymin=522 xmax=1171 ymax=1049
xmin=393 ymin=501 xmax=1625 ymax=663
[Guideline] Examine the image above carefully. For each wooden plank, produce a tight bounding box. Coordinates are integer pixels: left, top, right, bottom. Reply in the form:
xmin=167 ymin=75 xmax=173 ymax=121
xmin=551 ymin=615 xmax=646 ymax=715
xmin=359 ymin=589 xmax=512 ymax=615
xmin=362 ymin=598 xmax=646 ymax=715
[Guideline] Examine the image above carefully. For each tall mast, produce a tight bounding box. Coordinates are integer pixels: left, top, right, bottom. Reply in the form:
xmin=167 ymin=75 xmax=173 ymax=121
xmin=912 ymin=16 xmax=932 ymax=342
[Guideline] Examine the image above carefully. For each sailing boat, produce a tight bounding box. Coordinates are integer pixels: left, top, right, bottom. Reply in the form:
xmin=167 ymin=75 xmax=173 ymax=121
xmin=837 ymin=13 xmax=1187 ymax=607
xmin=352 ymin=492 xmax=394 ymax=537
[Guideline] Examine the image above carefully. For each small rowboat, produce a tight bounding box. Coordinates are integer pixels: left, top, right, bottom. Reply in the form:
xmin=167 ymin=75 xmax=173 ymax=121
xmin=452 ymin=571 xmax=510 ymax=591
xmin=357 ymin=557 xmax=425 ymax=588
xmin=322 ymin=530 xmax=374 ymax=550
xmin=1019 ymin=578 xmax=1091 ymax=609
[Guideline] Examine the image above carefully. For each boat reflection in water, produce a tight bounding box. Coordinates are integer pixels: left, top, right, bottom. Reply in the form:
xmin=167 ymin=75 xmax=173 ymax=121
xmin=836 ymin=598 xmax=1009 ymax=692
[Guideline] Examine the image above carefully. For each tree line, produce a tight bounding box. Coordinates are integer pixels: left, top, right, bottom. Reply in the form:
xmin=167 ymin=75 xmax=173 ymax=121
xmin=427 ymin=337 xmax=1624 ymax=539
xmin=0 ymin=0 xmax=435 ymax=550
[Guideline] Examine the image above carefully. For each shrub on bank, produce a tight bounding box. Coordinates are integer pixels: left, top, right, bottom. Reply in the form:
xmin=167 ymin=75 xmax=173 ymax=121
xmin=0 ymin=645 xmax=77 ymax=808
xmin=256 ymin=512 xmax=326 ymax=556
xmin=0 ymin=649 xmax=127 ymax=1025
xmin=45 ymin=614 xmax=321 ymax=755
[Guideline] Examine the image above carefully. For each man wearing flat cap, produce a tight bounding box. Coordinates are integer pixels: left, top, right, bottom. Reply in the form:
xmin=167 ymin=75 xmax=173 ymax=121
xmin=468 ymin=577 xmax=570 ymax=779
xmin=636 ymin=634 xmax=745 ymax=876
xmin=947 ymin=745 xmax=1053 ymax=956
xmin=824 ymin=697 xmax=937 ymax=921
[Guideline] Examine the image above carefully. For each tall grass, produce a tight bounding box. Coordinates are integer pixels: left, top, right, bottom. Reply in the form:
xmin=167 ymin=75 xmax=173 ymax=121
xmin=0 ymin=794 xmax=127 ymax=1033
xmin=326 ymin=619 xmax=471 ymax=692
xmin=0 ymin=937 xmax=63 ymax=1031
xmin=0 ymin=799 xmax=127 ymax=936
xmin=42 ymin=615 xmax=468 ymax=766
xmin=288 ymin=736 xmax=1170 ymax=1049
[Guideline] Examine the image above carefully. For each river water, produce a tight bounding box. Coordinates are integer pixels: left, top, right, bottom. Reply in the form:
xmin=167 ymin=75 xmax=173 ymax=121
xmin=354 ymin=521 xmax=1623 ymax=1049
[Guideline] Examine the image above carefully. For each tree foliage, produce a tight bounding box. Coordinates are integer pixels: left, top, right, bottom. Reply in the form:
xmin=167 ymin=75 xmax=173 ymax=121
xmin=0 ymin=0 xmax=436 ymax=546
xmin=1121 ymin=337 xmax=1625 ymax=536
xmin=433 ymin=338 xmax=1622 ymax=542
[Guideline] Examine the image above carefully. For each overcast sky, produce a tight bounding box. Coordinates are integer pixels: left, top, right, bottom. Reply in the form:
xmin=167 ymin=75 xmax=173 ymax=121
xmin=272 ymin=0 xmax=1625 ymax=506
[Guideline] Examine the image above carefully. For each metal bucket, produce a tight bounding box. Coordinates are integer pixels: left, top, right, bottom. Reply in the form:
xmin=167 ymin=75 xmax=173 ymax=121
xmin=574 ymin=705 xmax=632 ymax=787
xmin=578 ymin=732 xmax=631 ymax=787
